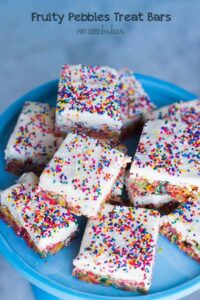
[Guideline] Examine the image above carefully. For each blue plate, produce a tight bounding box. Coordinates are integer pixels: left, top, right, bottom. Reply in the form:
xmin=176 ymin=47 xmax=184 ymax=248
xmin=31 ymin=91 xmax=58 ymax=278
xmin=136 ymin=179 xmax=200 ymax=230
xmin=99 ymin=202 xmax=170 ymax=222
xmin=0 ymin=75 xmax=199 ymax=300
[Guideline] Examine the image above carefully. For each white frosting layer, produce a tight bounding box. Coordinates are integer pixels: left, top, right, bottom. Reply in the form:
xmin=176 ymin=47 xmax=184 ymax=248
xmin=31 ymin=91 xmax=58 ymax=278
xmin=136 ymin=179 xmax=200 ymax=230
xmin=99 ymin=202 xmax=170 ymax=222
xmin=134 ymin=194 xmax=173 ymax=208
xmin=0 ymin=177 xmax=78 ymax=253
xmin=39 ymin=133 xmax=131 ymax=217
xmin=110 ymin=173 xmax=125 ymax=198
xmin=5 ymin=102 xmax=58 ymax=164
xmin=161 ymin=199 xmax=200 ymax=247
xmin=110 ymin=144 xmax=127 ymax=198
xmin=17 ymin=172 xmax=39 ymax=185
xmin=73 ymin=204 xmax=160 ymax=290
xmin=126 ymin=173 xmax=173 ymax=207
xmin=130 ymin=120 xmax=200 ymax=187
xmin=56 ymin=107 xmax=121 ymax=130
xmin=56 ymin=65 xmax=122 ymax=134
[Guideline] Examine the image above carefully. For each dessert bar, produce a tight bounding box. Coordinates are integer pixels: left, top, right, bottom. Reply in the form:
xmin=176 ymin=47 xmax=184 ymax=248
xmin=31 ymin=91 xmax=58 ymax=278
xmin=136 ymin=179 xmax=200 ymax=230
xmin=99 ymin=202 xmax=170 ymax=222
xmin=73 ymin=204 xmax=160 ymax=292
xmin=160 ymin=199 xmax=200 ymax=262
xmin=127 ymin=120 xmax=200 ymax=202
xmin=0 ymin=173 xmax=78 ymax=257
xmin=5 ymin=101 xmax=59 ymax=175
xmin=56 ymin=64 xmax=122 ymax=140
xmin=39 ymin=133 xmax=131 ymax=217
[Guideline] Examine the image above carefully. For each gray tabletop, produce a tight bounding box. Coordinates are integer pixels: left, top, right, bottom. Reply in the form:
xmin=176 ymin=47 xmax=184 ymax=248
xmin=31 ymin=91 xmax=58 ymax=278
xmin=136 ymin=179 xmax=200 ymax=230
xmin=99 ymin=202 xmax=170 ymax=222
xmin=0 ymin=0 xmax=200 ymax=299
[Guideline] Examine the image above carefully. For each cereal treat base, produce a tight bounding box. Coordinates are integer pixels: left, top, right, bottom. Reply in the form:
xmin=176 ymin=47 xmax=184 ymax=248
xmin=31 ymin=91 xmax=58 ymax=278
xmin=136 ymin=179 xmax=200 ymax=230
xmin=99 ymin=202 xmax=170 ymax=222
xmin=127 ymin=173 xmax=199 ymax=203
xmin=6 ymin=158 xmax=46 ymax=175
xmin=73 ymin=268 xmax=147 ymax=293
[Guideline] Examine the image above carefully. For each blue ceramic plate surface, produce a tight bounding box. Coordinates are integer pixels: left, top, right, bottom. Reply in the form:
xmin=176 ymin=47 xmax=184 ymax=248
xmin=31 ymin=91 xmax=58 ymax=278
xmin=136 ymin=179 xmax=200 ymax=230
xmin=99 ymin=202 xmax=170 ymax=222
xmin=0 ymin=75 xmax=199 ymax=300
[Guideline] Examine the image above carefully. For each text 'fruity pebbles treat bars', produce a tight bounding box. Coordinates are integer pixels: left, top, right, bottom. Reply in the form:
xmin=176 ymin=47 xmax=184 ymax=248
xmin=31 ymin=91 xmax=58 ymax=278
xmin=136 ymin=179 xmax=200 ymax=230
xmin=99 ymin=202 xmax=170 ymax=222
xmin=0 ymin=173 xmax=78 ymax=257
xmin=160 ymin=199 xmax=200 ymax=263
xmin=5 ymin=101 xmax=60 ymax=175
xmin=146 ymin=99 xmax=200 ymax=124
xmin=126 ymin=119 xmax=200 ymax=203
xmin=55 ymin=64 xmax=122 ymax=141
xmin=39 ymin=132 xmax=131 ymax=218
xmin=73 ymin=204 xmax=160 ymax=292
xmin=119 ymin=69 xmax=156 ymax=137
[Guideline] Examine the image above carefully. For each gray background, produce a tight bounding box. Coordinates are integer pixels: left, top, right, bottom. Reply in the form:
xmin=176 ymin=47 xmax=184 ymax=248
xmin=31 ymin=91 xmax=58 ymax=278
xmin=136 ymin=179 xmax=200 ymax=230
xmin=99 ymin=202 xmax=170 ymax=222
xmin=0 ymin=0 xmax=200 ymax=299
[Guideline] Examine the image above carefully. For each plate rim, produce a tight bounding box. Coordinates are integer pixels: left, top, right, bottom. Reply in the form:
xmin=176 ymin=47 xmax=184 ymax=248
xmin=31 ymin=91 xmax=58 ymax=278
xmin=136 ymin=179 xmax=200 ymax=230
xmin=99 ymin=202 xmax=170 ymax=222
xmin=0 ymin=74 xmax=199 ymax=300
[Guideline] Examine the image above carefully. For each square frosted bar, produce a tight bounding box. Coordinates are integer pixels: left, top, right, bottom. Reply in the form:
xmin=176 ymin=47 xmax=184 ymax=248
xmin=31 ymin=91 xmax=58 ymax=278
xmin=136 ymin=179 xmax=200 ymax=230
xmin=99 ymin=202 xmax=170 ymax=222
xmin=0 ymin=173 xmax=78 ymax=257
xmin=56 ymin=64 xmax=122 ymax=140
xmin=5 ymin=101 xmax=60 ymax=175
xmin=160 ymin=199 xmax=200 ymax=263
xmin=73 ymin=204 xmax=160 ymax=292
xmin=127 ymin=120 xmax=200 ymax=203
xmin=39 ymin=133 xmax=131 ymax=217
